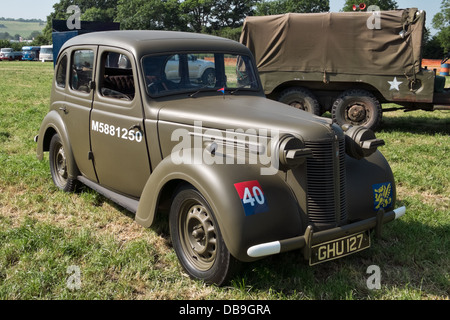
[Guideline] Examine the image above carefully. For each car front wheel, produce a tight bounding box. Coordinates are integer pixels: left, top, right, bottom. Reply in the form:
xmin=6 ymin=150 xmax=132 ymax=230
xmin=169 ymin=185 xmax=237 ymax=285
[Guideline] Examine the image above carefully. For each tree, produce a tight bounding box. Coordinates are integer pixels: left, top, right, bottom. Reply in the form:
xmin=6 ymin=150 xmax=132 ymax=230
xmin=422 ymin=28 xmax=444 ymax=59
xmin=116 ymin=0 xmax=185 ymax=31
xmin=341 ymin=0 xmax=398 ymax=11
xmin=39 ymin=0 xmax=119 ymax=43
xmin=82 ymin=7 xmax=116 ymax=22
xmin=211 ymin=0 xmax=257 ymax=29
xmin=180 ymin=0 xmax=215 ymax=33
xmin=0 ymin=32 xmax=12 ymax=40
xmin=29 ymin=30 xmax=42 ymax=40
xmin=255 ymin=0 xmax=330 ymax=15
xmin=432 ymin=0 xmax=450 ymax=54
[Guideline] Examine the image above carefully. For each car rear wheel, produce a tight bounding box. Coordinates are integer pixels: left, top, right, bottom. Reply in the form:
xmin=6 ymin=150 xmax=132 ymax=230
xmin=278 ymin=87 xmax=321 ymax=115
xmin=332 ymin=89 xmax=382 ymax=131
xmin=49 ymin=134 xmax=78 ymax=192
xmin=169 ymin=185 xmax=237 ymax=285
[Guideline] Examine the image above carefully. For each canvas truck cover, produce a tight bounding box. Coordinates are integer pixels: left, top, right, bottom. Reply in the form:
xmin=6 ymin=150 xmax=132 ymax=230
xmin=240 ymin=9 xmax=425 ymax=77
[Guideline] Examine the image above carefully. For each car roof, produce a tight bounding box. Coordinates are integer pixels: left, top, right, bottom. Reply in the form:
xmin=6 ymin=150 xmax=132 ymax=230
xmin=60 ymin=30 xmax=251 ymax=59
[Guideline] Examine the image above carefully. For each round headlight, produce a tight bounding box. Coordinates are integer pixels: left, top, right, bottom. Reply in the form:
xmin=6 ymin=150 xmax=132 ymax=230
xmin=343 ymin=125 xmax=385 ymax=159
xmin=278 ymin=134 xmax=312 ymax=170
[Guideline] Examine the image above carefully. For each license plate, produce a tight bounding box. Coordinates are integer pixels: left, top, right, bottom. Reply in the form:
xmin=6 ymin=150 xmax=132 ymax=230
xmin=309 ymin=231 xmax=370 ymax=266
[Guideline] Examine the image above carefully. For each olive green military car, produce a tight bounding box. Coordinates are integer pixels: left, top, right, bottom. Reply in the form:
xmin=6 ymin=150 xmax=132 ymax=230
xmin=36 ymin=31 xmax=405 ymax=285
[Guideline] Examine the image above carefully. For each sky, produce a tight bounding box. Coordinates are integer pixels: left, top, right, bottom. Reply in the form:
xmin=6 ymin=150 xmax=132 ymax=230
xmin=330 ymin=0 xmax=443 ymax=34
xmin=0 ymin=0 xmax=444 ymax=34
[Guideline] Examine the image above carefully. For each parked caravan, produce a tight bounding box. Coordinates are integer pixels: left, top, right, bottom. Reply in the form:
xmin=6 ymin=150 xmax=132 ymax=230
xmin=40 ymin=45 xmax=53 ymax=62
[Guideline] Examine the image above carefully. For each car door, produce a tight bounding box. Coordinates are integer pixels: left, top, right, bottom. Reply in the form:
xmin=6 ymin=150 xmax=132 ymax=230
xmin=62 ymin=46 xmax=98 ymax=181
xmin=90 ymin=47 xmax=151 ymax=198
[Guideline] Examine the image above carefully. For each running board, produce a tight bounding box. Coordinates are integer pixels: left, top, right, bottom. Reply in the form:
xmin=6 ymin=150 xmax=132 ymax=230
xmin=77 ymin=176 xmax=139 ymax=213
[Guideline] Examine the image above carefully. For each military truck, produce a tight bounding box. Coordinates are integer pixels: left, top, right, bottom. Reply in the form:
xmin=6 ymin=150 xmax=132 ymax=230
xmin=241 ymin=9 xmax=450 ymax=131
xmin=35 ymin=30 xmax=405 ymax=285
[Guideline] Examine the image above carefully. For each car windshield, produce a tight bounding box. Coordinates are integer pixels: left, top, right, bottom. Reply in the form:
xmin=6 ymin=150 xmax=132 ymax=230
xmin=141 ymin=52 xmax=259 ymax=97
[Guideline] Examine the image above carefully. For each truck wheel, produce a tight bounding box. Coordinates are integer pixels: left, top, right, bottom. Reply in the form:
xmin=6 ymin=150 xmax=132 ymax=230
xmin=169 ymin=185 xmax=237 ymax=285
xmin=49 ymin=134 xmax=78 ymax=192
xmin=278 ymin=87 xmax=321 ymax=115
xmin=332 ymin=89 xmax=382 ymax=131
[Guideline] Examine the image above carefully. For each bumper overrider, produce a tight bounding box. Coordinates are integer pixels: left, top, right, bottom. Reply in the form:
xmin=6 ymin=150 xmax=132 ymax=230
xmin=247 ymin=206 xmax=405 ymax=265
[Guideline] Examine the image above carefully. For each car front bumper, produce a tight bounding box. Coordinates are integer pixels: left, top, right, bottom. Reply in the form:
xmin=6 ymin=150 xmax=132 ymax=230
xmin=247 ymin=206 xmax=405 ymax=263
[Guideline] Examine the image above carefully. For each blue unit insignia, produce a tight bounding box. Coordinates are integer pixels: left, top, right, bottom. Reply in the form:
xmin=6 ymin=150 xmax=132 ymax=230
xmin=372 ymin=182 xmax=393 ymax=211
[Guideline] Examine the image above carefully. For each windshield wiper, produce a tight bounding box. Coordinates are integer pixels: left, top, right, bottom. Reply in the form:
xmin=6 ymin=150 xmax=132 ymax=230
xmin=229 ymin=80 xmax=259 ymax=95
xmin=188 ymin=85 xmax=212 ymax=98
xmin=189 ymin=79 xmax=258 ymax=97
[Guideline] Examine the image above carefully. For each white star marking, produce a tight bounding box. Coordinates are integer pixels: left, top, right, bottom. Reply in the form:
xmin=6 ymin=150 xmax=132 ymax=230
xmin=388 ymin=77 xmax=403 ymax=91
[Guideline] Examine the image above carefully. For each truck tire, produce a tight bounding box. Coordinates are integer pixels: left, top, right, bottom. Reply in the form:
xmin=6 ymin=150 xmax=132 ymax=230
xmin=331 ymin=89 xmax=382 ymax=131
xmin=49 ymin=134 xmax=78 ymax=192
xmin=278 ymin=87 xmax=321 ymax=115
xmin=169 ymin=185 xmax=238 ymax=285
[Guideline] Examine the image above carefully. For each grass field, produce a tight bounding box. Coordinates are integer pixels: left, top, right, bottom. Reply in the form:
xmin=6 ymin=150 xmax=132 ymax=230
xmin=0 ymin=20 xmax=45 ymax=39
xmin=0 ymin=61 xmax=448 ymax=300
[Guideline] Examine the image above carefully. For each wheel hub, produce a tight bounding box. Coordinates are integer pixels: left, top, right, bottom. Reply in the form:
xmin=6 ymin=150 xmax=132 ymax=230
xmin=290 ymin=101 xmax=306 ymax=110
xmin=56 ymin=146 xmax=67 ymax=179
xmin=183 ymin=204 xmax=217 ymax=268
xmin=192 ymin=225 xmax=205 ymax=241
xmin=347 ymin=104 xmax=367 ymax=122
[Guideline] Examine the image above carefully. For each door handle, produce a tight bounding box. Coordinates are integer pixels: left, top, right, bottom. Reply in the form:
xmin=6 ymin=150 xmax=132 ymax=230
xmin=59 ymin=106 xmax=67 ymax=114
xmin=128 ymin=124 xmax=142 ymax=131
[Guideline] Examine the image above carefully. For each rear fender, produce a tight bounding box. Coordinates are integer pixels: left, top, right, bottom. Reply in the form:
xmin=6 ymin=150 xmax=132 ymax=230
xmin=36 ymin=110 xmax=79 ymax=180
xmin=135 ymin=154 xmax=303 ymax=262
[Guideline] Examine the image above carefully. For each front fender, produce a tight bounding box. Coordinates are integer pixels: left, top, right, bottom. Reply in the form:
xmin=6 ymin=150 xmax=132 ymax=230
xmin=346 ymin=150 xmax=397 ymax=221
xmin=135 ymin=155 xmax=303 ymax=262
xmin=35 ymin=110 xmax=79 ymax=179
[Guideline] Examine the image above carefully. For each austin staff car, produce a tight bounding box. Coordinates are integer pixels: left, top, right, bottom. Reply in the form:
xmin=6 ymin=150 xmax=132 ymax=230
xmin=35 ymin=31 xmax=405 ymax=285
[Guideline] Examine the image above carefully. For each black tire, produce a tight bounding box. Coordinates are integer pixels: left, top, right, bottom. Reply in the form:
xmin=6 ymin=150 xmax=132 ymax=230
xmin=331 ymin=89 xmax=382 ymax=131
xmin=169 ymin=185 xmax=238 ymax=285
xmin=49 ymin=134 xmax=78 ymax=192
xmin=201 ymin=68 xmax=215 ymax=87
xmin=278 ymin=87 xmax=321 ymax=115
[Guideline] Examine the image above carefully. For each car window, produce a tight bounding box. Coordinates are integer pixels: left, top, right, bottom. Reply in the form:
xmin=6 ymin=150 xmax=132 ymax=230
xmin=142 ymin=53 xmax=259 ymax=97
xmin=56 ymin=55 xmax=68 ymax=88
xmin=100 ymin=52 xmax=135 ymax=101
xmin=70 ymin=49 xmax=94 ymax=93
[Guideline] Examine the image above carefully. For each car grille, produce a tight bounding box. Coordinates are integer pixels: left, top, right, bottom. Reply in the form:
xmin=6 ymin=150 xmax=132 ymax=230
xmin=305 ymin=135 xmax=347 ymax=230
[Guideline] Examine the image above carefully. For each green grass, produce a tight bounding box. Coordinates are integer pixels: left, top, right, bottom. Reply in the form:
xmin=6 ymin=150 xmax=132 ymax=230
xmin=0 ymin=61 xmax=449 ymax=300
xmin=0 ymin=20 xmax=45 ymax=39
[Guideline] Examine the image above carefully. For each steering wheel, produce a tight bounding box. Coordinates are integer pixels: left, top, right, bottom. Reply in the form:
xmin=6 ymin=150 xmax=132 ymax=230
xmin=148 ymin=79 xmax=168 ymax=95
